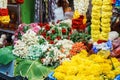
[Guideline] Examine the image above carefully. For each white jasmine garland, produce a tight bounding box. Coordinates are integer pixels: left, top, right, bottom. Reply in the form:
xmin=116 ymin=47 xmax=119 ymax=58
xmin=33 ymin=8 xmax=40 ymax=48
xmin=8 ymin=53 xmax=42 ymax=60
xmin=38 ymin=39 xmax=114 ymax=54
xmin=74 ymin=0 xmax=89 ymax=15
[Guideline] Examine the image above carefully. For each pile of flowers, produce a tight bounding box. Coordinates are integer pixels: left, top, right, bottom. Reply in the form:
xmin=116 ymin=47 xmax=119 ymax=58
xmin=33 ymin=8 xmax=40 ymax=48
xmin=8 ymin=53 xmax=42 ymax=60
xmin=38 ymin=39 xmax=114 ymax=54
xmin=39 ymin=19 xmax=72 ymax=44
xmin=53 ymin=50 xmax=120 ymax=80
xmin=12 ymin=23 xmax=49 ymax=60
xmin=40 ymin=39 xmax=74 ymax=66
xmin=70 ymin=42 xmax=86 ymax=56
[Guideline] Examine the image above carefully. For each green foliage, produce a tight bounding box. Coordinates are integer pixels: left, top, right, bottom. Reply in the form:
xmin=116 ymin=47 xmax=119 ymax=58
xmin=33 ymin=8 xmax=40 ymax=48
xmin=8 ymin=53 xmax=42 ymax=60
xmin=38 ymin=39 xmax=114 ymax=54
xmin=14 ymin=59 xmax=53 ymax=80
xmin=70 ymin=31 xmax=91 ymax=43
xmin=0 ymin=46 xmax=16 ymax=65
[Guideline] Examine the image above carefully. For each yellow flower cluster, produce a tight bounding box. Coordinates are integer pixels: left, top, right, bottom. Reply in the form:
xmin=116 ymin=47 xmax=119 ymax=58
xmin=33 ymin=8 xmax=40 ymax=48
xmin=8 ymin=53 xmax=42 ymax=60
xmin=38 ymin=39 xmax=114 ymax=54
xmin=53 ymin=50 xmax=120 ymax=80
xmin=0 ymin=16 xmax=10 ymax=24
xmin=91 ymin=0 xmax=112 ymax=41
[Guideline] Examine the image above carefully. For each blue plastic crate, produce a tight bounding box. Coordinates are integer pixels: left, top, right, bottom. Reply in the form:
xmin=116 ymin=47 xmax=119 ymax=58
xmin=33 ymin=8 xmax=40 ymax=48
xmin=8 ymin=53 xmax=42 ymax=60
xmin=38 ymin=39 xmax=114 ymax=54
xmin=0 ymin=61 xmax=14 ymax=77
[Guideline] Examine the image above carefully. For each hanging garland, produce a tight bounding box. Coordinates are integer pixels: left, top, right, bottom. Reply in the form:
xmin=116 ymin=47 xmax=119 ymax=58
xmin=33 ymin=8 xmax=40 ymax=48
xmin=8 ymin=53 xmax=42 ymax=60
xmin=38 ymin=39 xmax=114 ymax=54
xmin=91 ymin=0 xmax=112 ymax=42
xmin=72 ymin=0 xmax=89 ymax=31
xmin=73 ymin=0 xmax=89 ymax=15
xmin=15 ymin=0 xmax=24 ymax=4
xmin=0 ymin=0 xmax=10 ymax=24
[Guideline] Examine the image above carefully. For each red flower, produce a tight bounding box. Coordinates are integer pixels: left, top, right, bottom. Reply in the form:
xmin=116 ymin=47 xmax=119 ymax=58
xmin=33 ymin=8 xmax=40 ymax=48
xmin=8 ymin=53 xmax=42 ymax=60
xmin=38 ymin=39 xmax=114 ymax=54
xmin=15 ymin=0 xmax=24 ymax=4
xmin=49 ymin=41 xmax=54 ymax=44
xmin=79 ymin=15 xmax=84 ymax=19
xmin=45 ymin=24 xmax=50 ymax=31
xmin=57 ymin=36 xmax=61 ymax=40
xmin=0 ymin=9 xmax=8 ymax=16
xmin=52 ymin=30 xmax=56 ymax=34
xmin=57 ymin=20 xmax=60 ymax=23
xmin=62 ymin=28 xmax=66 ymax=33
xmin=38 ymin=23 xmax=44 ymax=27
xmin=80 ymin=24 xmax=86 ymax=30
xmin=97 ymin=40 xmax=107 ymax=44
xmin=47 ymin=36 xmax=51 ymax=40
xmin=41 ymin=32 xmax=46 ymax=38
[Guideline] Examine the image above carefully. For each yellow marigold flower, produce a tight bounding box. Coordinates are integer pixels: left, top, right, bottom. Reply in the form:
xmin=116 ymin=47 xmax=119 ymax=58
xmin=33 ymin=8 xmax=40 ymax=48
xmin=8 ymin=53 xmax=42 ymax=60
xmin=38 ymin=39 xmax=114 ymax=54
xmin=73 ymin=10 xmax=80 ymax=19
xmin=106 ymin=71 xmax=116 ymax=79
xmin=54 ymin=65 xmax=67 ymax=73
xmin=53 ymin=72 xmax=65 ymax=80
xmin=66 ymin=66 xmax=78 ymax=75
xmin=64 ymin=75 xmax=76 ymax=80
xmin=112 ymin=58 xmax=120 ymax=68
xmin=100 ymin=63 xmax=112 ymax=73
xmin=83 ymin=16 xmax=87 ymax=24
xmin=97 ymin=50 xmax=110 ymax=59
xmin=113 ymin=68 xmax=120 ymax=75
xmin=0 ymin=16 xmax=10 ymax=24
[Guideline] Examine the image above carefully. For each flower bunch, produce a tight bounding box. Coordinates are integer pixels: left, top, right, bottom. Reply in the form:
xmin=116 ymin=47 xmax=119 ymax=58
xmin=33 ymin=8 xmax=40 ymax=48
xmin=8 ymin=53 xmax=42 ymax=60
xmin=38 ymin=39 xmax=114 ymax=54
xmin=70 ymin=42 xmax=86 ymax=56
xmin=53 ymin=50 xmax=120 ymax=80
xmin=0 ymin=0 xmax=10 ymax=24
xmin=91 ymin=0 xmax=112 ymax=41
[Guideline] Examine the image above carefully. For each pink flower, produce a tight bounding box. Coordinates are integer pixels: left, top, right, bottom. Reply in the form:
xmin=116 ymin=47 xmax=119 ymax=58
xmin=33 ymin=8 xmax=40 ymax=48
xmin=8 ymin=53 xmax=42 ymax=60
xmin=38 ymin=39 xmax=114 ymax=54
xmin=30 ymin=23 xmax=38 ymax=28
xmin=32 ymin=26 xmax=40 ymax=33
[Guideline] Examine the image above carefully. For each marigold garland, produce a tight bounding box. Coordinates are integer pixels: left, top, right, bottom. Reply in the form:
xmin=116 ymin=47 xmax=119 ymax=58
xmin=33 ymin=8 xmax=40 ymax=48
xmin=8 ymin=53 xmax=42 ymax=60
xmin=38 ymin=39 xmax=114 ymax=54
xmin=91 ymin=0 xmax=112 ymax=42
xmin=0 ymin=0 xmax=10 ymax=24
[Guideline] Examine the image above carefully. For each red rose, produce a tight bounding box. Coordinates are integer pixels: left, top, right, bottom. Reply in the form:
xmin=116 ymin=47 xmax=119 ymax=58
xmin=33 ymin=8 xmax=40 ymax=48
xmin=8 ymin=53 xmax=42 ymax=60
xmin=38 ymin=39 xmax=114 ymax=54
xmin=47 ymin=36 xmax=51 ymax=40
xmin=15 ymin=0 xmax=24 ymax=4
xmin=49 ymin=41 xmax=54 ymax=44
xmin=45 ymin=24 xmax=50 ymax=31
xmin=41 ymin=32 xmax=46 ymax=38
xmin=38 ymin=23 xmax=44 ymax=27
xmin=52 ymin=30 xmax=56 ymax=34
xmin=57 ymin=36 xmax=61 ymax=40
xmin=62 ymin=28 xmax=66 ymax=33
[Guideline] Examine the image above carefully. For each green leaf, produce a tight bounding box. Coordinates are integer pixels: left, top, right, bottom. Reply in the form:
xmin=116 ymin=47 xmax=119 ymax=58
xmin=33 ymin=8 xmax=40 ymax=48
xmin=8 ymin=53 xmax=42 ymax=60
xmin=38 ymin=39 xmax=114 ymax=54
xmin=14 ymin=59 xmax=54 ymax=80
xmin=0 ymin=46 xmax=16 ymax=65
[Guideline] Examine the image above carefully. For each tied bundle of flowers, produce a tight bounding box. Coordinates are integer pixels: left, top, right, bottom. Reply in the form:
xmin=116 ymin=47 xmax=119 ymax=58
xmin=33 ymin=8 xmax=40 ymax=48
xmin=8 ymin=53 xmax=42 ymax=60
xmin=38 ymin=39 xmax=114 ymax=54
xmin=70 ymin=42 xmax=86 ymax=56
xmin=40 ymin=39 xmax=74 ymax=66
xmin=53 ymin=50 xmax=120 ymax=80
xmin=0 ymin=0 xmax=10 ymax=24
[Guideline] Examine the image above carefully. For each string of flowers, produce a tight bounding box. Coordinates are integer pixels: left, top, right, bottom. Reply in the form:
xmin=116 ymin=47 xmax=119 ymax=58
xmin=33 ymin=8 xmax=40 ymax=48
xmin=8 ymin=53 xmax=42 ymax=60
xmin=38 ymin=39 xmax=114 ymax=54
xmin=0 ymin=0 xmax=10 ymax=24
xmin=73 ymin=0 xmax=89 ymax=15
xmin=91 ymin=0 xmax=112 ymax=42
xmin=72 ymin=0 xmax=89 ymax=31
